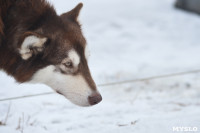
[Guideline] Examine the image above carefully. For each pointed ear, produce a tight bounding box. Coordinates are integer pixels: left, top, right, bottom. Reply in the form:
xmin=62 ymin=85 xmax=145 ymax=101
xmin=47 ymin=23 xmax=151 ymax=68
xmin=61 ymin=3 xmax=83 ymax=22
xmin=19 ymin=32 xmax=47 ymax=60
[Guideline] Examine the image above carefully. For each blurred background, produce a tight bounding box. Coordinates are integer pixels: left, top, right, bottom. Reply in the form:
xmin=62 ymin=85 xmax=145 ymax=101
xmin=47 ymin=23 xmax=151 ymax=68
xmin=0 ymin=0 xmax=200 ymax=133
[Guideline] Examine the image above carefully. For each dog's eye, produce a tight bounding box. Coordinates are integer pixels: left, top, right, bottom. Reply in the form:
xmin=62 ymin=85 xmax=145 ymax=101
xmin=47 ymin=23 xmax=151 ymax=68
xmin=65 ymin=61 xmax=73 ymax=67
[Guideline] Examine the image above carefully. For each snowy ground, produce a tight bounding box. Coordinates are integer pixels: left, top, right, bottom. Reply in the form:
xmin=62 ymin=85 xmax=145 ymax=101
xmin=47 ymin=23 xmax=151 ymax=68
xmin=1 ymin=0 xmax=200 ymax=133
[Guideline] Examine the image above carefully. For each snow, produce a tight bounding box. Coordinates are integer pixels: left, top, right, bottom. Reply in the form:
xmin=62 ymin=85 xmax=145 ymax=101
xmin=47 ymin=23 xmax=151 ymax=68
xmin=1 ymin=0 xmax=200 ymax=132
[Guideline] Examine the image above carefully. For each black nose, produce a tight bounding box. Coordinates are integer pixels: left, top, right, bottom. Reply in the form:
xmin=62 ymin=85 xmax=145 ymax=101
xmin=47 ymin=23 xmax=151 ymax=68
xmin=88 ymin=92 xmax=102 ymax=105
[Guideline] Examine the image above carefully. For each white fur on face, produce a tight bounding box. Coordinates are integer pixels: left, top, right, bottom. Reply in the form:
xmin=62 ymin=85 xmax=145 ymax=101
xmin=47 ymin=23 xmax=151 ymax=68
xmin=19 ymin=35 xmax=47 ymax=60
xmin=68 ymin=50 xmax=80 ymax=67
xmin=84 ymin=45 xmax=90 ymax=61
xmin=30 ymin=65 xmax=93 ymax=106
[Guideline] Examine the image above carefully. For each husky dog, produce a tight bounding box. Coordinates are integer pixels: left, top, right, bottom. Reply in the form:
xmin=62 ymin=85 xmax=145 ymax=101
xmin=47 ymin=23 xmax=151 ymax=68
xmin=0 ymin=0 xmax=102 ymax=106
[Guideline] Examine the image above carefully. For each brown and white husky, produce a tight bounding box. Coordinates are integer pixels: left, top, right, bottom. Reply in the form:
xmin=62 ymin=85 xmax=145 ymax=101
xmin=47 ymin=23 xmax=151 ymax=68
xmin=0 ymin=0 xmax=102 ymax=106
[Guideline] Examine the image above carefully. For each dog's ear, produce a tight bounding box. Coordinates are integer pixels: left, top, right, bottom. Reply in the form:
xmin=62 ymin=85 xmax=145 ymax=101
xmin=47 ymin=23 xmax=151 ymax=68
xmin=60 ymin=3 xmax=83 ymax=22
xmin=19 ymin=32 xmax=47 ymax=60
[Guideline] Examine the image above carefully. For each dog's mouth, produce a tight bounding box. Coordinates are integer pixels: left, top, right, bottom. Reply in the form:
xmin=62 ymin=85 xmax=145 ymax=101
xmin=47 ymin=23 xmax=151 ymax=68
xmin=56 ymin=90 xmax=63 ymax=95
xmin=54 ymin=89 xmax=102 ymax=106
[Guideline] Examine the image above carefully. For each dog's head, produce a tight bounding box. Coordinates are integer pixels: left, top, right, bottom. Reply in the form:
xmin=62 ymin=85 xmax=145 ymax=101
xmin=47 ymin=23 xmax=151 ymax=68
xmin=17 ymin=3 xmax=102 ymax=106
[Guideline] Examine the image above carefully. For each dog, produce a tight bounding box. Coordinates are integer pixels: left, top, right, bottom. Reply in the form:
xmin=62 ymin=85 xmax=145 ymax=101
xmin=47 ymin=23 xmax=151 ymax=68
xmin=0 ymin=0 xmax=102 ymax=106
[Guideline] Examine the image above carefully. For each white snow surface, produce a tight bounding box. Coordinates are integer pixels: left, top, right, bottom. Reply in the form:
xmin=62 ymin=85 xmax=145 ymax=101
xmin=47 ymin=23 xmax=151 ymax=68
xmin=1 ymin=0 xmax=200 ymax=133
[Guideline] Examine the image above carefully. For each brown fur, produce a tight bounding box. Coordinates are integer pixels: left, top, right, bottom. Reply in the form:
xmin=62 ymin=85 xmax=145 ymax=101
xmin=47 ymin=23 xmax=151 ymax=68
xmin=0 ymin=0 xmax=96 ymax=90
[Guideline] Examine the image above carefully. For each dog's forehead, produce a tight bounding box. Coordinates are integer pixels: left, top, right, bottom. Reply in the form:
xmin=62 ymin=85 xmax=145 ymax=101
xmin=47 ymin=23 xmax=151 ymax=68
xmin=63 ymin=30 xmax=87 ymax=56
xmin=44 ymin=22 xmax=87 ymax=64
xmin=65 ymin=22 xmax=86 ymax=46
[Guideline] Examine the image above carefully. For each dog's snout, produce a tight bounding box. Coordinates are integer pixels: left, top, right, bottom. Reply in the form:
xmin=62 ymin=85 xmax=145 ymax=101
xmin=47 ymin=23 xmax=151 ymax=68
xmin=88 ymin=92 xmax=102 ymax=105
